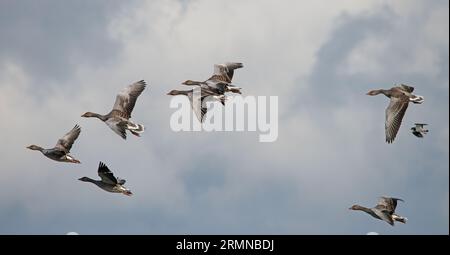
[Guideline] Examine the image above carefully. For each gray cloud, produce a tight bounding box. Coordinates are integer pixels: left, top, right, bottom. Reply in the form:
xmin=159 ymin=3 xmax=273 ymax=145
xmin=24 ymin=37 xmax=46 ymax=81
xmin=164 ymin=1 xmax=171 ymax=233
xmin=0 ymin=0 xmax=134 ymax=86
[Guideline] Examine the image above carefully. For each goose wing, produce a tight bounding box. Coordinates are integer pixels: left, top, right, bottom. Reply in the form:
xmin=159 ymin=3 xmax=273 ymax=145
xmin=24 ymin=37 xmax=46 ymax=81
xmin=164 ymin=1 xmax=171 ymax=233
xmin=399 ymin=84 xmax=414 ymax=93
xmin=373 ymin=208 xmax=395 ymax=226
xmin=188 ymin=92 xmax=208 ymax=122
xmin=105 ymin=118 xmax=127 ymax=140
xmin=375 ymin=197 xmax=404 ymax=214
xmin=112 ymin=80 xmax=146 ymax=119
xmin=415 ymin=123 xmax=428 ymax=128
xmin=210 ymin=62 xmax=243 ymax=83
xmin=205 ymin=80 xmax=227 ymax=94
xmin=55 ymin=125 xmax=81 ymax=152
xmin=385 ymin=95 xmax=409 ymax=143
xmin=97 ymin=162 xmax=118 ymax=185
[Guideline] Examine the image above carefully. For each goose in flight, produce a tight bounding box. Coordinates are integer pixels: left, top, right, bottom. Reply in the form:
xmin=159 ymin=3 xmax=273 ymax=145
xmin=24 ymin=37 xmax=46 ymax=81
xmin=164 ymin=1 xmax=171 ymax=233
xmin=349 ymin=197 xmax=407 ymax=226
xmin=78 ymin=162 xmax=132 ymax=196
xmin=167 ymin=88 xmax=225 ymax=123
xmin=27 ymin=125 xmax=81 ymax=164
xmin=82 ymin=80 xmax=146 ymax=140
xmin=182 ymin=62 xmax=243 ymax=95
xmin=367 ymin=84 xmax=424 ymax=143
xmin=411 ymin=123 xmax=429 ymax=138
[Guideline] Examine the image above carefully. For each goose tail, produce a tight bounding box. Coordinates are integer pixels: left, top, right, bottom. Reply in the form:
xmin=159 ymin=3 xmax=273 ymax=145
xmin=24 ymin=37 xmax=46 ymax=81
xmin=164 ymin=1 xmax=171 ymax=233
xmin=393 ymin=214 xmax=407 ymax=224
xmin=227 ymin=85 xmax=242 ymax=94
xmin=229 ymin=87 xmax=242 ymax=94
xmin=411 ymin=95 xmax=424 ymax=104
xmin=127 ymin=122 xmax=145 ymax=137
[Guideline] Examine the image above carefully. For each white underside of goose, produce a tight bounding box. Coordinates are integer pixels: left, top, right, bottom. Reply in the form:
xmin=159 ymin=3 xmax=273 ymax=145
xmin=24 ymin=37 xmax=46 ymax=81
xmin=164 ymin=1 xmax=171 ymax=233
xmin=114 ymin=185 xmax=132 ymax=196
xmin=126 ymin=122 xmax=145 ymax=133
xmin=392 ymin=214 xmax=408 ymax=223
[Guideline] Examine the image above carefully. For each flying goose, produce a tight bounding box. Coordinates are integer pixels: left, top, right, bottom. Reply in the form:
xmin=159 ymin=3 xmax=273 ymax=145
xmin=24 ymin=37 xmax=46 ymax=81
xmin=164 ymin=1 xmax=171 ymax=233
xmin=349 ymin=197 xmax=407 ymax=226
xmin=367 ymin=84 xmax=424 ymax=143
xmin=78 ymin=162 xmax=132 ymax=196
xmin=167 ymin=88 xmax=224 ymax=123
xmin=81 ymin=80 xmax=146 ymax=139
xmin=182 ymin=62 xmax=244 ymax=95
xmin=27 ymin=125 xmax=81 ymax=163
xmin=411 ymin=123 xmax=429 ymax=138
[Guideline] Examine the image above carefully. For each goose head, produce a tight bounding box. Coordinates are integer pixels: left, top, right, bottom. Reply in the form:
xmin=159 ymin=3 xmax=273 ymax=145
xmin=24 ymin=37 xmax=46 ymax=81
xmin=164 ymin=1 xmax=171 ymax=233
xmin=349 ymin=205 xmax=364 ymax=210
xmin=167 ymin=90 xmax=182 ymax=96
xmin=182 ymin=80 xmax=199 ymax=86
xmin=26 ymin=145 xmax=43 ymax=151
xmin=78 ymin=177 xmax=91 ymax=182
xmin=366 ymin=90 xmax=381 ymax=96
xmin=81 ymin=112 xmax=96 ymax=118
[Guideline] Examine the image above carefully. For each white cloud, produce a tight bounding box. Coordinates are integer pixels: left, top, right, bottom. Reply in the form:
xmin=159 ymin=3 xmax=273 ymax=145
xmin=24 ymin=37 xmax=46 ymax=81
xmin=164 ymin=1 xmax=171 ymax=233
xmin=341 ymin=4 xmax=448 ymax=78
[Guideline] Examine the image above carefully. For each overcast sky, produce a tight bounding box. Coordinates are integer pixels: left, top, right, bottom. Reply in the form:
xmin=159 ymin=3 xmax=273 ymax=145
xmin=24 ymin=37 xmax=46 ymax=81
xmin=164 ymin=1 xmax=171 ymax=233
xmin=0 ymin=0 xmax=448 ymax=234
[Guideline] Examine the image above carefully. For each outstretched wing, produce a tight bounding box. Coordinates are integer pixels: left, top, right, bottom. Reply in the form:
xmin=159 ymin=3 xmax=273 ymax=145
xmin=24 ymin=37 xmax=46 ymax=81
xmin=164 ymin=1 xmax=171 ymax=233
xmin=400 ymin=84 xmax=414 ymax=93
xmin=373 ymin=209 xmax=395 ymax=226
xmin=188 ymin=88 xmax=220 ymax=123
xmin=375 ymin=197 xmax=404 ymax=214
xmin=210 ymin=62 xmax=243 ymax=83
xmin=55 ymin=125 xmax=81 ymax=152
xmin=112 ymin=80 xmax=146 ymax=119
xmin=385 ymin=96 xmax=409 ymax=143
xmin=105 ymin=118 xmax=127 ymax=140
xmin=412 ymin=131 xmax=423 ymax=138
xmin=189 ymin=94 xmax=208 ymax=123
xmin=205 ymin=80 xmax=227 ymax=95
xmin=97 ymin=162 xmax=118 ymax=185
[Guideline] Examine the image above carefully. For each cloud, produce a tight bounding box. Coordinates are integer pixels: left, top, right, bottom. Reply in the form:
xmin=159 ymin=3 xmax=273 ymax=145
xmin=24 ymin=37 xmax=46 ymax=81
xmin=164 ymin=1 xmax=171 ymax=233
xmin=0 ymin=0 xmax=134 ymax=86
xmin=0 ymin=0 xmax=448 ymax=234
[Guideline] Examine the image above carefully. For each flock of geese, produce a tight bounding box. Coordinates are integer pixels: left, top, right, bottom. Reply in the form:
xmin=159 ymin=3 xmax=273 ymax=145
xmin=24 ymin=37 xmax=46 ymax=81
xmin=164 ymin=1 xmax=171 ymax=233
xmin=26 ymin=62 xmax=429 ymax=227
xmin=167 ymin=62 xmax=244 ymax=122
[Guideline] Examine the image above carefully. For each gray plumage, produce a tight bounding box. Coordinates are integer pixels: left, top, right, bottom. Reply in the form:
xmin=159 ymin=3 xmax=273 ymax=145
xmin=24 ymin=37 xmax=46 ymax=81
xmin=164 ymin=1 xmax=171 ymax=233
xmin=212 ymin=62 xmax=244 ymax=83
xmin=81 ymin=80 xmax=146 ymax=139
xmin=27 ymin=125 xmax=81 ymax=164
xmin=367 ymin=84 xmax=424 ymax=143
xmin=350 ymin=197 xmax=407 ymax=226
xmin=78 ymin=162 xmax=132 ymax=196
xmin=182 ymin=62 xmax=244 ymax=95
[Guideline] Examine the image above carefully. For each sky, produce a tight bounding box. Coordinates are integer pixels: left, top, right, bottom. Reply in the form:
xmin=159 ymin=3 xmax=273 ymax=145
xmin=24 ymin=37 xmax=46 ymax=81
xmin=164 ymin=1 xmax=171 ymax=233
xmin=0 ymin=0 xmax=448 ymax=234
